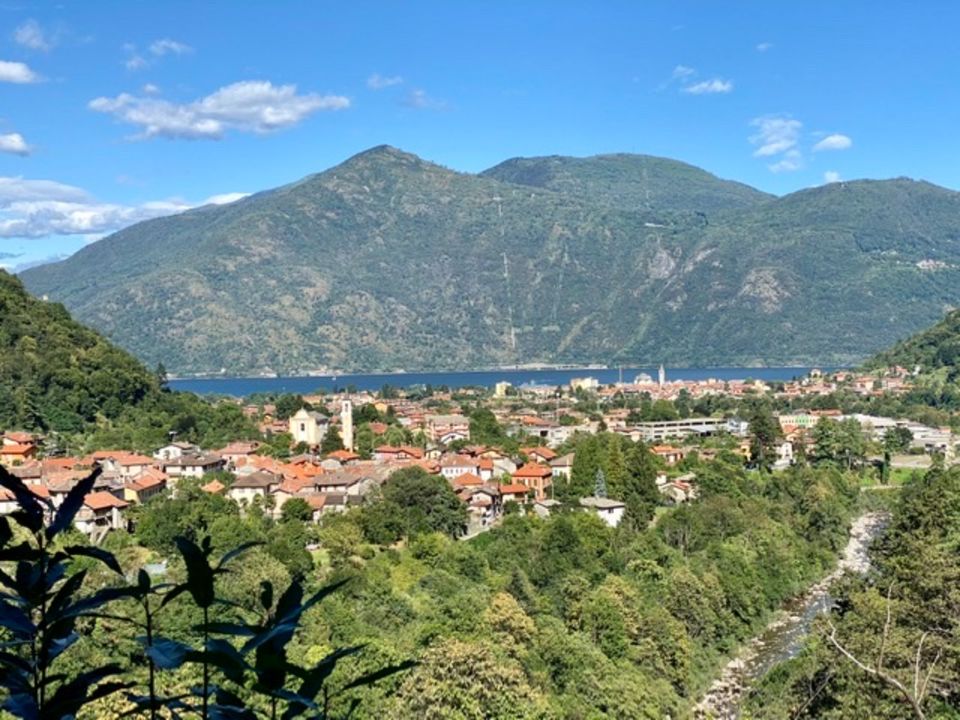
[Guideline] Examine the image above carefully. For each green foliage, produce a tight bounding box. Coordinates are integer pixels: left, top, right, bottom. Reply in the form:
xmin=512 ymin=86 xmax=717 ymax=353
xmin=745 ymin=400 xmax=782 ymax=471
xmin=745 ymin=466 xmax=960 ymax=718
xmin=359 ymin=467 xmax=468 ymax=543
xmin=0 ymin=271 xmax=157 ymax=431
xmin=812 ymin=417 xmax=867 ymax=470
xmin=281 ymin=497 xmax=313 ymax=524
xmin=321 ymin=427 xmax=344 ymax=455
xmin=468 ymin=407 xmax=512 ymax=449
xmin=0 ymin=466 xmax=413 ymax=720
xmin=0 ymin=270 xmax=260 ymax=450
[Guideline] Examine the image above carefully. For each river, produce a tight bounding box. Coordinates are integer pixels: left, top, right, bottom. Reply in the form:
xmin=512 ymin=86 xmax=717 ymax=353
xmin=693 ymin=512 xmax=888 ymax=719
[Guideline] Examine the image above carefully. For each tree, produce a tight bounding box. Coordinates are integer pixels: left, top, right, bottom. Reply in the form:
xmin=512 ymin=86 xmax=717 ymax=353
xmin=884 ymin=426 xmax=913 ymax=454
xmin=280 ymin=497 xmax=313 ymax=523
xmin=266 ymin=520 xmax=313 ymax=578
xmin=361 ymin=467 xmax=468 ymax=543
xmin=566 ymin=435 xmax=603 ymax=503
xmin=594 ymin=468 xmax=608 ymax=499
xmin=746 ymin=402 xmax=781 ymax=471
xmin=275 ymin=394 xmax=309 ymax=420
xmin=469 ymin=407 xmax=507 ymax=446
xmin=622 ymin=443 xmax=660 ymax=527
xmin=813 ymin=418 xmax=866 ymax=470
xmin=321 ymin=427 xmax=344 ymax=455
xmin=355 ymin=424 xmax=376 ymax=459
xmin=390 ymin=639 xmax=545 ymax=719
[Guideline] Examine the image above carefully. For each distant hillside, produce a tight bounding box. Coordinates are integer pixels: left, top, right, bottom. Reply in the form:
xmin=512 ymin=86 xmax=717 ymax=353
xmin=865 ymin=308 xmax=960 ymax=373
xmin=0 ymin=270 xmax=158 ymax=431
xmin=483 ymin=153 xmax=772 ymax=213
xmin=20 ymin=146 xmax=960 ymax=375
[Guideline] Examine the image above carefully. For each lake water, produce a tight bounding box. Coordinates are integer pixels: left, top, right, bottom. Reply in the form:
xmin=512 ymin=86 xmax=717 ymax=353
xmin=169 ymin=366 xmax=823 ymax=397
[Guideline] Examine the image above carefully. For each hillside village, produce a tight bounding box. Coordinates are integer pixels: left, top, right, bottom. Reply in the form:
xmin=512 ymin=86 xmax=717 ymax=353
xmin=0 ymin=364 xmax=948 ymax=541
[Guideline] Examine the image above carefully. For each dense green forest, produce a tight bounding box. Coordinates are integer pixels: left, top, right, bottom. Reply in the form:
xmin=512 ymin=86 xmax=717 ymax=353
xmin=21 ymin=146 xmax=960 ymax=375
xmin=0 ymin=270 xmax=258 ymax=451
xmin=743 ymin=464 xmax=960 ymax=718
xmin=0 ymin=437 xmax=861 ymax=719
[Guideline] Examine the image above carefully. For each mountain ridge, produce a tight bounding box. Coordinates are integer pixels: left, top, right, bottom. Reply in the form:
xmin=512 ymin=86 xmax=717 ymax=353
xmin=20 ymin=146 xmax=960 ymax=375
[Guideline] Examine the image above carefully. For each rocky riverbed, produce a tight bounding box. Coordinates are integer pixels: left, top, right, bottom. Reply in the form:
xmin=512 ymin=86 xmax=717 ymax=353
xmin=693 ymin=512 xmax=888 ymax=719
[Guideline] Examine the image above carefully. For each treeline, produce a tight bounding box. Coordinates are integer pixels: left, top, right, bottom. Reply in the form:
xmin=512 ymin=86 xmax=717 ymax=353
xmin=0 ymin=438 xmax=861 ymax=718
xmin=307 ymin=453 xmax=858 ymax=717
xmin=0 ymin=270 xmax=260 ymax=452
xmin=744 ymin=464 xmax=960 ymax=718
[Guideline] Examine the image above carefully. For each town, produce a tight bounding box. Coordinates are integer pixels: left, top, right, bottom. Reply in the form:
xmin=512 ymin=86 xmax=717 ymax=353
xmin=0 ymin=363 xmax=945 ymax=541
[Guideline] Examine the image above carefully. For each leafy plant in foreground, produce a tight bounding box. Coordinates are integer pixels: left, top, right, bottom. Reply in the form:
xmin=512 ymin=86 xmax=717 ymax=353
xmin=0 ymin=465 xmax=413 ymax=719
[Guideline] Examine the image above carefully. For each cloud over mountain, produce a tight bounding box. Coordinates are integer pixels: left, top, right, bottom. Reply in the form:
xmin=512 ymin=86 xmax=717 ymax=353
xmin=90 ymin=80 xmax=350 ymax=139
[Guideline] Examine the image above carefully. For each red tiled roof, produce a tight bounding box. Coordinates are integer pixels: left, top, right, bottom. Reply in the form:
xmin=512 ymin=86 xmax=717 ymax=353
xmin=522 ymin=446 xmax=557 ymax=460
xmin=0 ymin=443 xmax=35 ymax=456
xmin=327 ymin=449 xmax=360 ymax=461
xmin=84 ymin=491 xmax=128 ymax=510
xmin=453 ymin=472 xmax=483 ymax=488
xmin=499 ymin=483 xmax=531 ymax=495
xmin=513 ymin=463 xmax=552 ymax=479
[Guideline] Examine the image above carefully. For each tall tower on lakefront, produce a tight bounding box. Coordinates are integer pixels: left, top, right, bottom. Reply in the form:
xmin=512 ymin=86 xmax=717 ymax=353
xmin=341 ymin=399 xmax=354 ymax=452
xmin=658 ymin=364 xmax=666 ymax=388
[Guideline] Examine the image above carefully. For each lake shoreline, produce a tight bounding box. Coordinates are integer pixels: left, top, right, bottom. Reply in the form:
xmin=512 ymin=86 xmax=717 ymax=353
xmin=169 ymin=365 xmax=830 ymax=397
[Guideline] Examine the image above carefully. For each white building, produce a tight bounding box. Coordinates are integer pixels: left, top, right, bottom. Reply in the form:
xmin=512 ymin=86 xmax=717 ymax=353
xmin=340 ymin=400 xmax=354 ymax=452
xmin=570 ymin=377 xmax=599 ymax=393
xmin=289 ymin=409 xmax=329 ymax=447
xmin=579 ymin=496 xmax=626 ymax=527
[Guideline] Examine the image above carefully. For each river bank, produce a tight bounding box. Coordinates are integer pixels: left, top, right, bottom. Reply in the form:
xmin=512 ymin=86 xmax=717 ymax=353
xmin=693 ymin=512 xmax=889 ymax=719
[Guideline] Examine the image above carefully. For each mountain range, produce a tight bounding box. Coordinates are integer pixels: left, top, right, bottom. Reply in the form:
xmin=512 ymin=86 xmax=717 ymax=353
xmin=20 ymin=146 xmax=960 ymax=376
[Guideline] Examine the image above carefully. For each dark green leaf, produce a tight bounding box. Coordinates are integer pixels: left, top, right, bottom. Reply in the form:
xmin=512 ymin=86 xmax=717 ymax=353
xmin=65 ymin=544 xmax=123 ymax=575
xmin=145 ymin=637 xmax=193 ymax=669
xmin=217 ymin=540 xmax=263 ymax=570
xmin=174 ymin=536 xmax=215 ymax=608
xmin=0 ymin=468 xmax=44 ymax=533
xmin=341 ymin=660 xmax=417 ymax=691
xmin=259 ymin=580 xmax=273 ymax=611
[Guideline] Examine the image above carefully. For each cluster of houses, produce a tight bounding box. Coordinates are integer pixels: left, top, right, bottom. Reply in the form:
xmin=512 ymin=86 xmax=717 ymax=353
xmin=6 ymin=365 xmax=935 ymax=543
xmin=2 ymin=421 xmax=688 ymax=538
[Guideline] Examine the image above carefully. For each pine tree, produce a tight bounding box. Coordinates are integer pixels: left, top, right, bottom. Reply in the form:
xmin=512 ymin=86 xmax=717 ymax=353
xmin=595 ymin=468 xmax=608 ymax=498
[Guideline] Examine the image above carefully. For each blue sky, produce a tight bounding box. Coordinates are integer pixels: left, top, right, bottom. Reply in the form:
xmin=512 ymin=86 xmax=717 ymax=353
xmin=2 ymin=0 xmax=959 ymax=270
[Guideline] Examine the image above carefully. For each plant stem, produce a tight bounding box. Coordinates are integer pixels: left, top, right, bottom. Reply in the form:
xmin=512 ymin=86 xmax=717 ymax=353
xmin=202 ymin=605 xmax=209 ymax=720
xmin=145 ymin=598 xmax=157 ymax=720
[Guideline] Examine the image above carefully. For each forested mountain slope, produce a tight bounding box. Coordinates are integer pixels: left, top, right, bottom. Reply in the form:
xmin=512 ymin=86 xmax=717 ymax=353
xmin=20 ymin=147 xmax=960 ymax=375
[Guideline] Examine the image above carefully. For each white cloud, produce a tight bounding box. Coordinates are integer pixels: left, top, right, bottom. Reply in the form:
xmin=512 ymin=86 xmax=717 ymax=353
xmin=203 ymin=192 xmax=249 ymax=205
xmin=682 ymin=78 xmax=733 ymax=94
xmin=756 ymin=42 xmax=773 ymax=52
xmin=89 ymin=80 xmax=350 ymax=140
xmin=142 ymin=83 xmax=160 ymax=95
xmin=367 ymin=73 xmax=403 ymax=90
xmin=749 ymin=115 xmax=805 ymax=172
xmin=124 ymin=53 xmax=147 ymax=71
xmin=149 ymin=38 xmax=192 ymax=56
xmin=14 ymin=20 xmax=53 ymax=51
xmin=749 ymin=115 xmax=802 ymax=157
xmin=402 ymin=88 xmax=447 ymax=110
xmin=671 ymin=65 xmax=695 ymax=80
xmin=0 ymin=133 xmax=31 ymax=156
xmin=0 ymin=178 xmax=89 ymax=204
xmin=0 ymin=176 xmax=247 ymax=238
xmin=813 ymin=133 xmax=852 ymax=151
xmin=823 ymin=170 xmax=842 ymax=184
xmin=0 ymin=60 xmax=42 ymax=83
xmin=768 ymin=149 xmax=803 ymax=173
